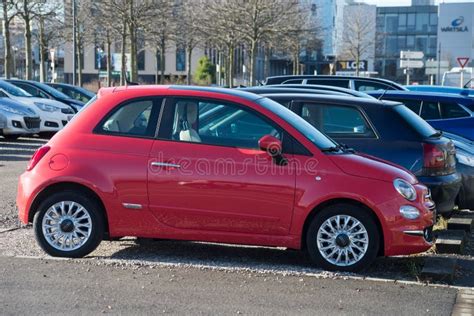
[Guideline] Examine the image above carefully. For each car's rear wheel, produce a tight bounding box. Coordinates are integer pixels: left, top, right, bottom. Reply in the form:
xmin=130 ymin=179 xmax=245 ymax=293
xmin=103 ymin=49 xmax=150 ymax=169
xmin=306 ymin=204 xmax=379 ymax=272
xmin=33 ymin=191 xmax=104 ymax=258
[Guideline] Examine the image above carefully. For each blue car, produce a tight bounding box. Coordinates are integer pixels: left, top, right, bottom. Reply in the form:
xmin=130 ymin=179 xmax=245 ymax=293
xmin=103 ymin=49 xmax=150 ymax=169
xmin=367 ymin=91 xmax=474 ymax=141
xmin=406 ymin=85 xmax=474 ymax=98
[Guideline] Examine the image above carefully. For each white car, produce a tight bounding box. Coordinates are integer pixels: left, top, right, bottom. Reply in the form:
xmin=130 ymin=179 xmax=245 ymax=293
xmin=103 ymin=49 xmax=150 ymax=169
xmin=0 ymin=80 xmax=74 ymax=134
xmin=0 ymin=97 xmax=40 ymax=139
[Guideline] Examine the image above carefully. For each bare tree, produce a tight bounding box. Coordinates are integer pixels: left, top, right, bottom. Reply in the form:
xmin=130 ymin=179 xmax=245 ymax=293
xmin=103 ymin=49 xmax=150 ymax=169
xmin=14 ymin=0 xmax=61 ymax=80
xmin=1 ymin=0 xmax=16 ymax=78
xmin=340 ymin=3 xmax=376 ymax=76
xmin=234 ymin=0 xmax=301 ymax=85
xmin=145 ymin=0 xmax=176 ymax=84
xmin=33 ymin=4 xmax=64 ymax=82
xmin=279 ymin=3 xmax=321 ymax=75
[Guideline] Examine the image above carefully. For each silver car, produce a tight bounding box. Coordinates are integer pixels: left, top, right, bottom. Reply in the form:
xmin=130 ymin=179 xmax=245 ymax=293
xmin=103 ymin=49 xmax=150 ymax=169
xmin=0 ymin=98 xmax=40 ymax=139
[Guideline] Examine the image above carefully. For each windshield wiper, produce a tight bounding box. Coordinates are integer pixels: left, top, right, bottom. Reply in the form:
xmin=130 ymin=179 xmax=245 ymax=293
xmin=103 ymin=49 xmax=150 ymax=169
xmin=321 ymin=144 xmax=355 ymax=153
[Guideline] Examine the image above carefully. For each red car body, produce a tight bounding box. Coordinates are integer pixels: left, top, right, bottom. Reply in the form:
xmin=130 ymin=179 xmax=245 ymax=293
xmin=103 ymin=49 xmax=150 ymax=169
xmin=17 ymin=86 xmax=435 ymax=269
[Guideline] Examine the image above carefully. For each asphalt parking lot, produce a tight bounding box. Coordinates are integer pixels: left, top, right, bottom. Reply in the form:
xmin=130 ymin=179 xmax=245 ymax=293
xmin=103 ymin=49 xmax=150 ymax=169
xmin=0 ymin=136 xmax=473 ymax=314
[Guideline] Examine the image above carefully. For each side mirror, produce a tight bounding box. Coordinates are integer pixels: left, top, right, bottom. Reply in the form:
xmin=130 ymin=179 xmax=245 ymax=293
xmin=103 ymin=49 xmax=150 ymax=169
xmin=258 ymin=135 xmax=282 ymax=157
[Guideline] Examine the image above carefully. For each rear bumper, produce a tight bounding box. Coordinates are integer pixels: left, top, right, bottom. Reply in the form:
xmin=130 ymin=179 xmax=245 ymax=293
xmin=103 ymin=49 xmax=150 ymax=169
xmin=458 ymin=170 xmax=474 ymax=210
xmin=418 ymin=173 xmax=461 ymax=214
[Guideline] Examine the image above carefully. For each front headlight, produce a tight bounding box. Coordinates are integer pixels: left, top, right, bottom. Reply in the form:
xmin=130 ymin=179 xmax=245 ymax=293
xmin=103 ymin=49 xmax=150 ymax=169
xmin=393 ymin=178 xmax=417 ymax=201
xmin=34 ymin=102 xmax=60 ymax=112
xmin=0 ymin=104 xmax=23 ymax=115
xmin=457 ymin=152 xmax=474 ymax=167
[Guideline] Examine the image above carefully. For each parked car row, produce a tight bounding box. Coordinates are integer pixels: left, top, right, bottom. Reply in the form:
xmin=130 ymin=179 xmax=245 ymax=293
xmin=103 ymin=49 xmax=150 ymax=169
xmin=14 ymin=75 xmax=474 ymax=272
xmin=0 ymin=80 xmax=95 ymax=139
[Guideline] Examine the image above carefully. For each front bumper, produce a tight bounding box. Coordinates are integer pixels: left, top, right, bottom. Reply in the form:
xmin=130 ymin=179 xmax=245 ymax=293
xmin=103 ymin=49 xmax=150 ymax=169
xmin=0 ymin=114 xmax=40 ymax=136
xmin=37 ymin=111 xmax=71 ymax=133
xmin=378 ymin=184 xmax=436 ymax=256
xmin=418 ymin=173 xmax=462 ymax=214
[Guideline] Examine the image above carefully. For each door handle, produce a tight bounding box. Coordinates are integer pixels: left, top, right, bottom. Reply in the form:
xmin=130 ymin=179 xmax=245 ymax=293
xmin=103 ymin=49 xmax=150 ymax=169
xmin=150 ymin=162 xmax=181 ymax=168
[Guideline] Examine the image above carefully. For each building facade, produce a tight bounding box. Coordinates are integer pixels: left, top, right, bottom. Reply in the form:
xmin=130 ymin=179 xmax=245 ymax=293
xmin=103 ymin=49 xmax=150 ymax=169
xmin=375 ymin=1 xmax=438 ymax=84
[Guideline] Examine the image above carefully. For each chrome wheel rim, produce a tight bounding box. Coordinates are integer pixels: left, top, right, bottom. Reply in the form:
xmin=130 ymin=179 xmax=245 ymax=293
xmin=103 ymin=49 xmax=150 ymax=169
xmin=42 ymin=201 xmax=92 ymax=251
xmin=316 ymin=215 xmax=369 ymax=267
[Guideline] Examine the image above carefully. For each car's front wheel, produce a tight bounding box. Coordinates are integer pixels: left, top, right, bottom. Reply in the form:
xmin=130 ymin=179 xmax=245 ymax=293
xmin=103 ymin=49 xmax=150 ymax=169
xmin=306 ymin=204 xmax=380 ymax=272
xmin=33 ymin=191 xmax=104 ymax=258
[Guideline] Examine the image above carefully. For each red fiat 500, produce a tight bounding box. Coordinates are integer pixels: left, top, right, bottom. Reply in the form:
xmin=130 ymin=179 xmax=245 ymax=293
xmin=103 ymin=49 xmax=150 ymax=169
xmin=17 ymin=86 xmax=435 ymax=271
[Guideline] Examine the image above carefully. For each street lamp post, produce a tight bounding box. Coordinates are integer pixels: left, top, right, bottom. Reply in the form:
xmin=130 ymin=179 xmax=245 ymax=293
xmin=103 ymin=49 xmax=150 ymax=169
xmin=72 ymin=0 xmax=77 ymax=85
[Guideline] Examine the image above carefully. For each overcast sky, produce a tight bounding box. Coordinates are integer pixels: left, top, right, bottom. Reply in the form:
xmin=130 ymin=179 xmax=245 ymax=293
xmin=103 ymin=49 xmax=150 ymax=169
xmin=360 ymin=0 xmax=474 ymax=6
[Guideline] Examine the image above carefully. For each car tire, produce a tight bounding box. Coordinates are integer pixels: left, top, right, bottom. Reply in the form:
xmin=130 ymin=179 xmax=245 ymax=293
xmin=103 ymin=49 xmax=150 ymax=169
xmin=306 ymin=203 xmax=379 ymax=272
xmin=33 ymin=191 xmax=104 ymax=258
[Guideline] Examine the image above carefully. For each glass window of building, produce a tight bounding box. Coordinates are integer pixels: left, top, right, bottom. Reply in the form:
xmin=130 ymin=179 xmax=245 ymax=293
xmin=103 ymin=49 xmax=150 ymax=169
xmin=176 ymin=46 xmax=186 ymax=72
xmin=398 ymin=14 xmax=407 ymax=32
xmin=407 ymin=35 xmax=415 ymax=49
xmin=428 ymin=36 xmax=437 ymax=56
xmin=386 ymin=36 xmax=398 ymax=57
xmin=385 ymin=14 xmax=398 ymax=33
xmin=415 ymin=36 xmax=427 ymax=52
xmin=397 ymin=36 xmax=406 ymax=51
xmin=416 ymin=13 xmax=429 ymax=32
xmin=407 ymin=13 xmax=416 ymax=31
xmin=429 ymin=13 xmax=437 ymax=32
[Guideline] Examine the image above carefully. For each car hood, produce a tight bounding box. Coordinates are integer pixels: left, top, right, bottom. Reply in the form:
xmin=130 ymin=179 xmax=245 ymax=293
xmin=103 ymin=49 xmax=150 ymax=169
xmin=0 ymin=97 xmax=38 ymax=116
xmin=12 ymin=96 xmax=71 ymax=109
xmin=329 ymin=153 xmax=418 ymax=184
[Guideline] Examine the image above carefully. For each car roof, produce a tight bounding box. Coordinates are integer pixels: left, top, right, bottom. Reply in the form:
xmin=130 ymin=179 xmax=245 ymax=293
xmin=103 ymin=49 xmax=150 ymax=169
xmin=97 ymin=85 xmax=264 ymax=102
xmin=265 ymin=84 xmax=375 ymax=98
xmin=367 ymin=90 xmax=474 ymax=102
xmin=260 ymin=93 xmax=401 ymax=108
xmin=237 ymin=87 xmax=347 ymax=96
xmin=264 ymin=75 xmax=404 ymax=86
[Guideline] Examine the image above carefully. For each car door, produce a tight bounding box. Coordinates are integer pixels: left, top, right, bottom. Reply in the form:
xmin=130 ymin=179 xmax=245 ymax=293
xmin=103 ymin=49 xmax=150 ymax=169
xmin=147 ymin=97 xmax=296 ymax=236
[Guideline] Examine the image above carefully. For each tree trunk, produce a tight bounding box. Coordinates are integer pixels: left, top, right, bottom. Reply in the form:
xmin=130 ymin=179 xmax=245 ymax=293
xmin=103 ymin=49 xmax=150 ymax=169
xmin=23 ymin=0 xmax=32 ymax=80
xmin=77 ymin=45 xmax=83 ymax=87
xmin=106 ymin=33 xmax=112 ymax=87
xmin=120 ymin=20 xmax=127 ymax=85
xmin=39 ymin=17 xmax=46 ymax=82
xmin=249 ymin=40 xmax=257 ymax=86
xmin=2 ymin=0 xmax=12 ymax=79
xmin=355 ymin=46 xmax=360 ymax=77
xmin=263 ymin=45 xmax=270 ymax=79
xmin=160 ymin=37 xmax=165 ymax=84
xmin=129 ymin=28 xmax=137 ymax=81
xmin=155 ymin=49 xmax=159 ymax=84
xmin=186 ymin=44 xmax=192 ymax=85
xmin=228 ymin=44 xmax=234 ymax=87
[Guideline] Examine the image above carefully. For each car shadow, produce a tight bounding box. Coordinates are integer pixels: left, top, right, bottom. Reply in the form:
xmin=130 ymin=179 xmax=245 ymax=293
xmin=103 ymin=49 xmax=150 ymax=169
xmin=105 ymin=239 xmax=429 ymax=282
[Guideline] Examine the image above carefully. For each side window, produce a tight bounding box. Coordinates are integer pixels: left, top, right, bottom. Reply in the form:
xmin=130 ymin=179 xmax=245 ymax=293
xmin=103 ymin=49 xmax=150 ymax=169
xmin=354 ymin=80 xmax=391 ymax=92
xmin=282 ymin=79 xmax=303 ymax=84
xmin=97 ymin=99 xmax=160 ymax=138
xmin=420 ymin=101 xmax=441 ymax=120
xmin=167 ymin=99 xmax=281 ymax=149
xmin=307 ymin=79 xmax=349 ymax=88
xmin=440 ymin=102 xmax=470 ymax=119
xmin=301 ymin=103 xmax=375 ymax=138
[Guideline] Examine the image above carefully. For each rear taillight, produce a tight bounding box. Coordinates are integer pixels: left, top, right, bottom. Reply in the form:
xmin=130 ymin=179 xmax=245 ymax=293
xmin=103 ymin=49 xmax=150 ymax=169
xmin=423 ymin=143 xmax=446 ymax=169
xmin=27 ymin=146 xmax=50 ymax=171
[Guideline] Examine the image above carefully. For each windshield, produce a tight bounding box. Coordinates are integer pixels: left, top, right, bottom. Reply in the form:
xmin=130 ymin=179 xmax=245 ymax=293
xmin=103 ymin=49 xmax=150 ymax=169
xmin=0 ymin=80 xmax=32 ymax=97
xmin=393 ymin=104 xmax=438 ymax=138
xmin=257 ymin=97 xmax=337 ymax=150
xmin=30 ymin=81 xmax=71 ymax=99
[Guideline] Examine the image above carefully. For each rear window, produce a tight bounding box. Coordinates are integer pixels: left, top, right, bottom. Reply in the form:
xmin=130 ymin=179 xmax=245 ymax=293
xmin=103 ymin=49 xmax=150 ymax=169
xmin=393 ymin=105 xmax=438 ymax=138
xmin=440 ymin=102 xmax=470 ymax=119
xmin=306 ymin=79 xmax=349 ymax=88
xmin=354 ymin=80 xmax=391 ymax=92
